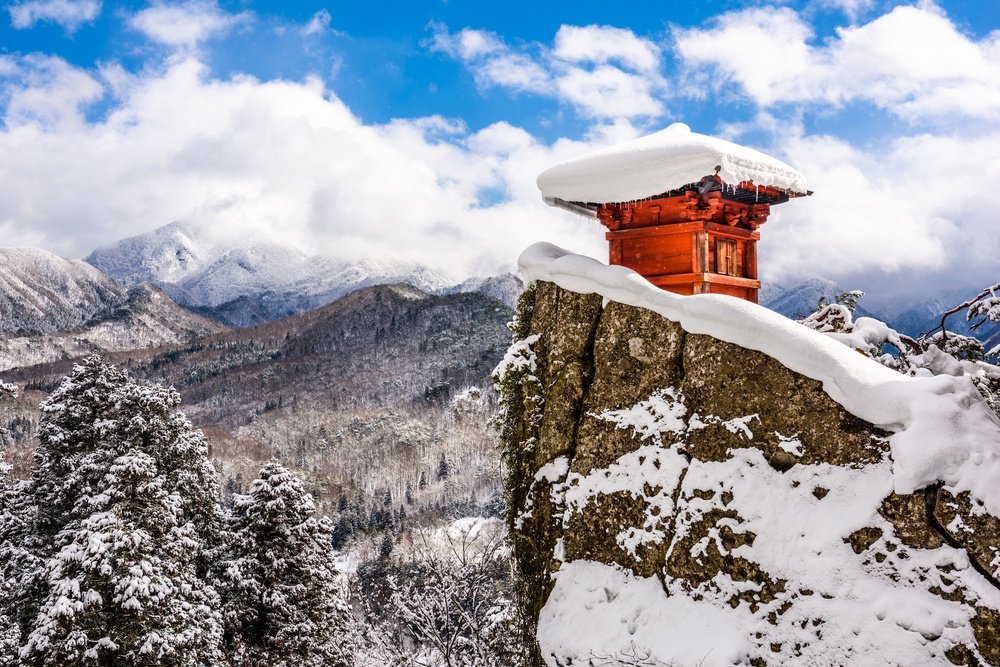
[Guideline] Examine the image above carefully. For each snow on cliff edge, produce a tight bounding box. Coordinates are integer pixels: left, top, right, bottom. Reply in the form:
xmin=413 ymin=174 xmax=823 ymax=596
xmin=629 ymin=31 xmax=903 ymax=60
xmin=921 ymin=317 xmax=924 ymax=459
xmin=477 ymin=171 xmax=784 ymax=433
xmin=519 ymin=242 xmax=1000 ymax=516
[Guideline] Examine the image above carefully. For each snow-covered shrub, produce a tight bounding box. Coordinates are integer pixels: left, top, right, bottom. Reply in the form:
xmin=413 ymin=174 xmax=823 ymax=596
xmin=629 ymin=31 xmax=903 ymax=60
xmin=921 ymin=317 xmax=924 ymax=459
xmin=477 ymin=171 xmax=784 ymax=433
xmin=931 ymin=281 xmax=1000 ymax=352
xmin=0 ymin=381 xmax=16 ymax=400
xmin=798 ymin=290 xmax=1000 ymax=416
xmin=354 ymin=518 xmax=527 ymax=667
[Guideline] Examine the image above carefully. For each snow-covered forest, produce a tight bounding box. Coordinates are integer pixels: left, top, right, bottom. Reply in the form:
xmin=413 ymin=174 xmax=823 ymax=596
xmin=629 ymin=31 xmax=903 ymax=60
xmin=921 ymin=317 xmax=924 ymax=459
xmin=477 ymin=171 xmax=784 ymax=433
xmin=0 ymin=356 xmax=528 ymax=666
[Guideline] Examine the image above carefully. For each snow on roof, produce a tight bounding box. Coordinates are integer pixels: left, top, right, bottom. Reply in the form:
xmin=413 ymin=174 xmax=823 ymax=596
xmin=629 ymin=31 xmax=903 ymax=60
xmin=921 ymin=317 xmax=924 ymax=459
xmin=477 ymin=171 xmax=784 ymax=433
xmin=536 ymin=123 xmax=809 ymax=207
xmin=519 ymin=242 xmax=1000 ymax=516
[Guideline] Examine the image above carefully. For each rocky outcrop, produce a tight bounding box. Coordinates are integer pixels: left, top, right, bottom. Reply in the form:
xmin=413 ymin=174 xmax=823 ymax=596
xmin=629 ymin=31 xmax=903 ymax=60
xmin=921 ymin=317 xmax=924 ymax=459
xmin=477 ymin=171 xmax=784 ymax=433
xmin=497 ymin=281 xmax=1000 ymax=667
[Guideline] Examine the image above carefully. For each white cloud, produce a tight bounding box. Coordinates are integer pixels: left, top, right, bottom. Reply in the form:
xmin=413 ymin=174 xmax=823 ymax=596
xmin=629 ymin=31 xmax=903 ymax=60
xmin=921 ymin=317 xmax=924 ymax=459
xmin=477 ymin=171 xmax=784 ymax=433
xmin=427 ymin=24 xmax=548 ymax=92
xmin=814 ymin=0 xmax=874 ymax=21
xmin=553 ymin=24 xmax=661 ymax=72
xmin=7 ymin=0 xmax=99 ymax=31
xmin=0 ymin=54 xmax=104 ymax=128
xmin=301 ymin=9 xmax=333 ymax=36
xmin=555 ymin=64 xmax=663 ymax=118
xmin=0 ymin=10 xmax=996 ymax=294
xmin=129 ymin=0 xmax=251 ymax=49
xmin=0 ymin=55 xmax=609 ymax=279
xmin=755 ymin=126 xmax=1000 ymax=290
xmin=426 ymin=22 xmax=505 ymax=60
xmin=428 ymin=23 xmax=666 ymax=121
xmin=674 ymin=4 xmax=1000 ymax=122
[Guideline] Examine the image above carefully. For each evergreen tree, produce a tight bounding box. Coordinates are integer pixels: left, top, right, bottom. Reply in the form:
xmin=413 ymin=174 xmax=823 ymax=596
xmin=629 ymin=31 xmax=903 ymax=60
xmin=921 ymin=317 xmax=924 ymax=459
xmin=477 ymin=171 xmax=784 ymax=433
xmin=20 ymin=451 xmax=222 ymax=666
xmin=0 ymin=356 xmax=225 ymax=664
xmin=216 ymin=461 xmax=352 ymax=667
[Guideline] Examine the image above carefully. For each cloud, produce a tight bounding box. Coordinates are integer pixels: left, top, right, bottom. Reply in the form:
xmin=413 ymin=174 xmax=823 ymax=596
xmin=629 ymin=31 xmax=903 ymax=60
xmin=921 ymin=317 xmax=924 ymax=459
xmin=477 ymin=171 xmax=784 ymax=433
xmin=0 ymin=54 xmax=104 ymax=128
xmin=553 ymin=24 xmax=661 ymax=72
xmin=814 ymin=0 xmax=874 ymax=21
xmin=301 ymin=9 xmax=337 ymax=37
xmin=129 ymin=0 xmax=251 ymax=49
xmin=426 ymin=24 xmax=549 ymax=93
xmin=674 ymin=4 xmax=1000 ymax=121
xmin=0 ymin=10 xmax=996 ymax=295
xmin=7 ymin=0 xmax=100 ymax=32
xmin=0 ymin=55 xmax=610 ymax=279
xmin=754 ymin=125 xmax=1000 ymax=291
xmin=427 ymin=22 xmax=666 ymax=121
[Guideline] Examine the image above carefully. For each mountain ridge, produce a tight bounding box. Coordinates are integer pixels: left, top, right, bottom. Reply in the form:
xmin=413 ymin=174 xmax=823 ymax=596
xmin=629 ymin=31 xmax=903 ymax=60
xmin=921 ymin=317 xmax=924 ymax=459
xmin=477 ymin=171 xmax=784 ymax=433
xmin=85 ymin=222 xmax=479 ymax=327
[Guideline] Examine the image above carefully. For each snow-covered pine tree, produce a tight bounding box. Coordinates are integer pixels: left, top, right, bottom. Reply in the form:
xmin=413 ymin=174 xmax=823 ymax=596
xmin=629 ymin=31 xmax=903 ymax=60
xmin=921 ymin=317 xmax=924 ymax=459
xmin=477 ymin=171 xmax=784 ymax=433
xmin=216 ymin=461 xmax=352 ymax=667
xmin=1 ymin=356 xmax=225 ymax=664
xmin=20 ymin=450 xmax=223 ymax=666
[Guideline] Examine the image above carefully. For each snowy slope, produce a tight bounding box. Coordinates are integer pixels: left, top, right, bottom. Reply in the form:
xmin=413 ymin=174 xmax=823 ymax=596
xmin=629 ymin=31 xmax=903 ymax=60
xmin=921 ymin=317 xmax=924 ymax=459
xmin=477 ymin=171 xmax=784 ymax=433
xmin=763 ymin=278 xmax=1000 ymax=342
xmin=445 ymin=273 xmax=523 ymax=309
xmin=0 ymin=247 xmax=128 ymax=334
xmin=760 ymin=277 xmax=843 ymax=319
xmin=86 ymin=222 xmax=454 ymax=327
xmin=0 ymin=282 xmax=227 ymax=372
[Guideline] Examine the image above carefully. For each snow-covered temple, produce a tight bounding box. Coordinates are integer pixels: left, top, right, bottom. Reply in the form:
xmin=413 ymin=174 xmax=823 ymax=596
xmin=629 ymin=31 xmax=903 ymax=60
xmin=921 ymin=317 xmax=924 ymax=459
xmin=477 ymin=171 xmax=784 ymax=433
xmin=537 ymin=123 xmax=810 ymax=303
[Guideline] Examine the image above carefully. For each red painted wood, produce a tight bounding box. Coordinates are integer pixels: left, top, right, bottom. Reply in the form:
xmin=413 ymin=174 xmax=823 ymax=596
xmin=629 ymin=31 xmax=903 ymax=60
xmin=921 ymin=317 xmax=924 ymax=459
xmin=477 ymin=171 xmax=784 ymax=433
xmin=593 ymin=180 xmax=788 ymax=303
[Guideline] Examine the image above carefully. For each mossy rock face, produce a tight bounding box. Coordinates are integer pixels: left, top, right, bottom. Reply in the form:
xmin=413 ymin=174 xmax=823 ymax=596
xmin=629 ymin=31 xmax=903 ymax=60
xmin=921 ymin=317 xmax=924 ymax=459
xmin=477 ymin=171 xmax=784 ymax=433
xmin=562 ymin=491 xmax=669 ymax=579
xmin=528 ymin=281 xmax=603 ymax=466
xmin=573 ymin=301 xmax=686 ymax=473
xmin=879 ymin=491 xmax=946 ymax=550
xmin=500 ymin=281 xmax=1000 ymax=666
xmin=663 ymin=502 xmax=783 ymax=609
xmin=934 ymin=488 xmax=1000 ymax=584
xmin=682 ymin=334 xmax=889 ymax=467
xmin=846 ymin=526 xmax=884 ymax=554
xmin=973 ymin=606 xmax=1000 ymax=666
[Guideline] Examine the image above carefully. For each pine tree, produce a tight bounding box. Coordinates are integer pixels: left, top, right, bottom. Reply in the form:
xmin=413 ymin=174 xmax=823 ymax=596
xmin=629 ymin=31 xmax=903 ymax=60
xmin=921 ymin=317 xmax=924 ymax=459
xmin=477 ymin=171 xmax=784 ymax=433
xmin=216 ymin=461 xmax=352 ymax=667
xmin=20 ymin=451 xmax=222 ymax=666
xmin=0 ymin=356 xmax=225 ymax=664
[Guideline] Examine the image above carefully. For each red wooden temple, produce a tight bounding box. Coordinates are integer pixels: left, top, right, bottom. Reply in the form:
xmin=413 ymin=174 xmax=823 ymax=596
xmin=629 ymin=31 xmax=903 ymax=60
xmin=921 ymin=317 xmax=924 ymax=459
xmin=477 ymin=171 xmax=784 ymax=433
xmin=537 ymin=124 xmax=810 ymax=303
xmin=597 ymin=175 xmax=790 ymax=302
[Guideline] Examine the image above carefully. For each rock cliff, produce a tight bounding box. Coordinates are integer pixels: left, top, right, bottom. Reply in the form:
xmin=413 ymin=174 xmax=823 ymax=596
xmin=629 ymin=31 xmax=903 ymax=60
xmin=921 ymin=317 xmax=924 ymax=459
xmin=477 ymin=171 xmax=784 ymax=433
xmin=496 ymin=273 xmax=1000 ymax=667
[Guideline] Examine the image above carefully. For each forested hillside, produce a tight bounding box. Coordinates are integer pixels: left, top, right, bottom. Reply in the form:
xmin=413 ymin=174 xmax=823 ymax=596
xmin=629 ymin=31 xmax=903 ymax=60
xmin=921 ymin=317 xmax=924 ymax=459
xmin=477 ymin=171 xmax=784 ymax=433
xmin=2 ymin=283 xmax=514 ymax=521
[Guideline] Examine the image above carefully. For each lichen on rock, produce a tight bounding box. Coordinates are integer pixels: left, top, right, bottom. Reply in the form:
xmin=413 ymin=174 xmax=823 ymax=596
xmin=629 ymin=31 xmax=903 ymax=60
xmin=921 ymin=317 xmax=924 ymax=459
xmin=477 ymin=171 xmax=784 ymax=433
xmin=497 ymin=279 xmax=1000 ymax=667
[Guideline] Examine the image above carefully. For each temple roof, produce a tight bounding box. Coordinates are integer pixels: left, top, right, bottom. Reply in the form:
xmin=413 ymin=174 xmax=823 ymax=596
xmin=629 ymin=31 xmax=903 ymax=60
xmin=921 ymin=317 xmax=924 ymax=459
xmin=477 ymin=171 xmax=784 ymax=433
xmin=537 ymin=123 xmax=809 ymax=209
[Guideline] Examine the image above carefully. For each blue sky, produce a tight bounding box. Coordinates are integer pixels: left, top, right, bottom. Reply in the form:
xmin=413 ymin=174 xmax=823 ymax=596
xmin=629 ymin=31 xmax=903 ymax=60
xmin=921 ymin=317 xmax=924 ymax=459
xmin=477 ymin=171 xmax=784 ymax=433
xmin=1 ymin=0 xmax=999 ymax=299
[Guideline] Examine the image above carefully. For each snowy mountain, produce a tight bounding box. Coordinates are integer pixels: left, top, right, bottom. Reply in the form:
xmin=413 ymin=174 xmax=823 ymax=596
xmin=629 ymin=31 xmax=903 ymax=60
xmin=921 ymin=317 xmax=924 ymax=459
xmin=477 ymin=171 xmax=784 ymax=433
xmin=0 ymin=247 xmax=128 ymax=335
xmin=759 ymin=277 xmax=843 ymax=319
xmin=445 ymin=272 xmax=523 ymax=309
xmin=85 ymin=222 xmax=455 ymax=327
xmin=0 ymin=282 xmax=227 ymax=372
xmin=3 ymin=283 xmax=514 ymax=518
xmin=761 ymin=277 xmax=1000 ymax=342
